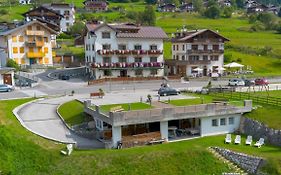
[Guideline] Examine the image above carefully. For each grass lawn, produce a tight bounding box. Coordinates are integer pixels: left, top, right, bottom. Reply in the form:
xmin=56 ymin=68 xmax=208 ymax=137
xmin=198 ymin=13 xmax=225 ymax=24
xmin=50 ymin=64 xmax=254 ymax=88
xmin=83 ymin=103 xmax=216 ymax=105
xmin=0 ymin=99 xmax=280 ymax=174
xmin=244 ymin=104 xmax=281 ymax=130
xmin=99 ymin=102 xmax=153 ymax=112
xmin=166 ymin=93 xmax=244 ymax=107
xmin=0 ymin=5 xmax=31 ymax=22
xmin=250 ymin=90 xmax=281 ymax=98
xmin=58 ymin=100 xmax=90 ymax=126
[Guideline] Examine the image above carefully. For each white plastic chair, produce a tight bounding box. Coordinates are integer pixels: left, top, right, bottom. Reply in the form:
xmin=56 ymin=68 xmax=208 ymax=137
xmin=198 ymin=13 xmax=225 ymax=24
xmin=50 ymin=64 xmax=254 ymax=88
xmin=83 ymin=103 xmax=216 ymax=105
xmin=254 ymin=138 xmax=264 ymax=148
xmin=245 ymin=135 xmax=252 ymax=146
xmin=225 ymin=134 xmax=232 ymax=144
xmin=234 ymin=135 xmax=241 ymax=144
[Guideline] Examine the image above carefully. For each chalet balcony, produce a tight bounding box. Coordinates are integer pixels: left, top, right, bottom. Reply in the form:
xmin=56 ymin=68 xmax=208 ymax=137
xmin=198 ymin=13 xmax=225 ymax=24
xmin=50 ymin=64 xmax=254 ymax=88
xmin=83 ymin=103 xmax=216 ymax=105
xmin=97 ymin=49 xmax=163 ymax=56
xmin=25 ymin=40 xmax=44 ymax=47
xmin=91 ymin=62 xmax=164 ymax=69
xmin=27 ymin=52 xmax=45 ymax=58
xmin=26 ymin=30 xmax=45 ymax=36
xmin=186 ymin=49 xmax=224 ymax=54
xmin=35 ymin=41 xmax=44 ymax=47
xmin=165 ymin=59 xmax=211 ymax=66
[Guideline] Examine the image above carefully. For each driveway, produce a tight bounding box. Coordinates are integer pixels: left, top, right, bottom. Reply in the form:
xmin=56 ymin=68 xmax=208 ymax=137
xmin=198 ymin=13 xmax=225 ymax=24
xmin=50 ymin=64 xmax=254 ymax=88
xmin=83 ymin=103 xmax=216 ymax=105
xmin=14 ymin=95 xmax=104 ymax=149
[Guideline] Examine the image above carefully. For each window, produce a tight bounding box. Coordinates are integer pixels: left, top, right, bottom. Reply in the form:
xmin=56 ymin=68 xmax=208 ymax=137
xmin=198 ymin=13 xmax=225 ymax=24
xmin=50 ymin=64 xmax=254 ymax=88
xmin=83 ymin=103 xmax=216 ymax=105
xmin=64 ymin=10 xmax=70 ymax=15
xmin=66 ymin=17 xmax=70 ymax=20
xmin=213 ymin=45 xmax=219 ymax=50
xmin=12 ymin=36 xmax=17 ymax=42
xmin=102 ymin=32 xmax=110 ymax=39
xmin=176 ymin=55 xmax=179 ymax=60
xmin=150 ymin=57 xmax=157 ymax=62
xmin=173 ymin=45 xmax=175 ymax=51
xmin=176 ymin=45 xmax=179 ymax=51
xmin=44 ymin=47 xmax=48 ymax=53
xmin=44 ymin=37 xmax=48 ymax=42
xmin=181 ymin=55 xmax=185 ymax=60
xmin=135 ymin=57 xmax=142 ymax=63
xmin=92 ymin=44 xmax=95 ymax=50
xmin=102 ymin=44 xmax=111 ymax=50
xmin=104 ymin=70 xmax=111 ymax=76
xmin=220 ymin=118 xmax=226 ymax=126
xmin=182 ymin=44 xmax=185 ymax=51
xmin=103 ymin=57 xmax=111 ymax=63
xmin=27 ymin=26 xmax=32 ymax=30
xmin=151 ymin=69 xmax=157 ymax=75
xmin=173 ymin=55 xmax=175 ymax=59
xmin=212 ymin=119 xmax=218 ymax=127
xmin=119 ymin=57 xmax=126 ymax=62
xmin=192 ymin=45 xmax=198 ymax=50
xmin=150 ymin=45 xmax=157 ymax=50
xmin=36 ymin=26 xmax=41 ymax=30
xmin=189 ymin=55 xmax=199 ymax=61
xmin=204 ymin=45 xmax=208 ymax=50
xmin=66 ymin=22 xmax=70 ymax=27
xmin=210 ymin=55 xmax=219 ymax=61
xmin=13 ymin=47 xmax=18 ymax=54
xmin=29 ymin=47 xmax=34 ymax=52
xmin=19 ymin=36 xmax=24 ymax=42
xmin=20 ymin=47 xmax=25 ymax=53
xmin=92 ymin=56 xmax=95 ymax=62
xmin=135 ymin=69 xmax=143 ymax=76
xmin=134 ymin=45 xmax=142 ymax=50
xmin=203 ymin=55 xmax=208 ymax=61
xmin=118 ymin=44 xmax=126 ymax=50
xmin=229 ymin=117 xmax=234 ymax=125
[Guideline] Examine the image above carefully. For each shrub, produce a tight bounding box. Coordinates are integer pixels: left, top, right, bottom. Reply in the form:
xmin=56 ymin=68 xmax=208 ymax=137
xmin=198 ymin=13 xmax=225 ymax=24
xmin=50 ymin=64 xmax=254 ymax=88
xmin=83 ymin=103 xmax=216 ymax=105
xmin=250 ymin=21 xmax=265 ymax=32
xmin=6 ymin=59 xmax=19 ymax=71
xmin=0 ymin=9 xmax=8 ymax=15
xmin=224 ymin=53 xmax=232 ymax=63
xmin=204 ymin=5 xmax=221 ymax=19
xmin=57 ymin=33 xmax=72 ymax=39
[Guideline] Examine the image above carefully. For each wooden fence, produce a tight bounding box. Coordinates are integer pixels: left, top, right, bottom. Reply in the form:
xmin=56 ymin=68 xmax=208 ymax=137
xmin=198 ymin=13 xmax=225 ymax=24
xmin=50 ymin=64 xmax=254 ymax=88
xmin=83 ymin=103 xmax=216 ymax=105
xmin=210 ymin=91 xmax=281 ymax=107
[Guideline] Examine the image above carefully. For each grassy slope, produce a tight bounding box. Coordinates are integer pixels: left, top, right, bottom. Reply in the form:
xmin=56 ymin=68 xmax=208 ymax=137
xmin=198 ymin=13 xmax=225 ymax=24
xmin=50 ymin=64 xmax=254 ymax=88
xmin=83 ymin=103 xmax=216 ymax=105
xmin=0 ymin=99 xmax=281 ymax=174
xmin=58 ymin=100 xmax=87 ymax=126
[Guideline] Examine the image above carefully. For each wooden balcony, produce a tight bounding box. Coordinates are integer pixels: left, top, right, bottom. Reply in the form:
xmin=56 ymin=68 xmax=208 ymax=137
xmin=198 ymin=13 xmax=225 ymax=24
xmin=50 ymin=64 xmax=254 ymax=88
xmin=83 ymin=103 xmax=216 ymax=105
xmin=26 ymin=30 xmax=45 ymax=36
xmin=91 ymin=62 xmax=164 ymax=69
xmin=36 ymin=41 xmax=44 ymax=47
xmin=186 ymin=49 xmax=224 ymax=54
xmin=27 ymin=52 xmax=45 ymax=58
xmin=165 ymin=59 xmax=211 ymax=66
xmin=97 ymin=50 xmax=163 ymax=56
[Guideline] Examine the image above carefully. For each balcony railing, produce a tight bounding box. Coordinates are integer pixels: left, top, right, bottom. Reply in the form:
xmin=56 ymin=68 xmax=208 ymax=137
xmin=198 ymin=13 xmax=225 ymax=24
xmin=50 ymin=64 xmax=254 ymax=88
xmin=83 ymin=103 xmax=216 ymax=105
xmin=97 ymin=49 xmax=163 ymax=56
xmin=91 ymin=62 xmax=164 ymax=69
xmin=186 ymin=49 xmax=224 ymax=54
xmin=165 ymin=59 xmax=211 ymax=66
xmin=35 ymin=41 xmax=44 ymax=47
xmin=26 ymin=30 xmax=45 ymax=36
xmin=27 ymin=52 xmax=45 ymax=58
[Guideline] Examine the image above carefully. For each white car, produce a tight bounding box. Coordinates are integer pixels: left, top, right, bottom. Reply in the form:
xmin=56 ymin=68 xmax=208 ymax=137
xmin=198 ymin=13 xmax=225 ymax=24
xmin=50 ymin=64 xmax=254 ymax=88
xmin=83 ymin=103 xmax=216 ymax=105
xmin=228 ymin=78 xmax=245 ymax=86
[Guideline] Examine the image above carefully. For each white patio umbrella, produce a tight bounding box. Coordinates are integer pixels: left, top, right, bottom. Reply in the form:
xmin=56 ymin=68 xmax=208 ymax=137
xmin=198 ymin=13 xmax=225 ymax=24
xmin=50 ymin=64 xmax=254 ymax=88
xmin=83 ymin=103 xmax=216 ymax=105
xmin=224 ymin=62 xmax=244 ymax=68
xmin=215 ymin=67 xmax=226 ymax=71
xmin=193 ymin=67 xmax=203 ymax=72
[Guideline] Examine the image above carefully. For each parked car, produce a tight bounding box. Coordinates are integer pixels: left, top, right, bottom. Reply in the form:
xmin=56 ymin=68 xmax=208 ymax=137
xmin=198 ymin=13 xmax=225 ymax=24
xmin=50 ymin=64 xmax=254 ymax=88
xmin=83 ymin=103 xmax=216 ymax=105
xmin=158 ymin=87 xmax=180 ymax=96
xmin=255 ymin=78 xmax=269 ymax=86
xmin=0 ymin=84 xmax=14 ymax=92
xmin=228 ymin=78 xmax=245 ymax=86
xmin=244 ymin=79 xmax=255 ymax=86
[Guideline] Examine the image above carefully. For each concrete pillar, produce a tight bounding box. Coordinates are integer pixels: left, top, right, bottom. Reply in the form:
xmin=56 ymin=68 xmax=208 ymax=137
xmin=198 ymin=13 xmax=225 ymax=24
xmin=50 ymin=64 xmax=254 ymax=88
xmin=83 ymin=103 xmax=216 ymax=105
xmin=84 ymin=100 xmax=91 ymax=108
xmin=112 ymin=126 xmax=122 ymax=148
xmin=160 ymin=121 xmax=168 ymax=141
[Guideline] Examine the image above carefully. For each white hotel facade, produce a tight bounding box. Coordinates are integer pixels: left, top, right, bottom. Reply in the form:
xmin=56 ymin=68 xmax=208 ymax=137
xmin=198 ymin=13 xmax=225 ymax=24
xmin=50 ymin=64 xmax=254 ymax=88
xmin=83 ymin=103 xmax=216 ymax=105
xmin=84 ymin=22 xmax=168 ymax=79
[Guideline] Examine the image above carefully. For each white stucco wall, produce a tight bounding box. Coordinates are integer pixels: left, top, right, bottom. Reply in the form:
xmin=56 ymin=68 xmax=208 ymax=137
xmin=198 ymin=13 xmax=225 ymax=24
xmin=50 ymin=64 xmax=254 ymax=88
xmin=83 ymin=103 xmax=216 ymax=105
xmin=85 ymin=25 xmax=165 ymax=78
xmin=200 ymin=114 xmax=241 ymax=137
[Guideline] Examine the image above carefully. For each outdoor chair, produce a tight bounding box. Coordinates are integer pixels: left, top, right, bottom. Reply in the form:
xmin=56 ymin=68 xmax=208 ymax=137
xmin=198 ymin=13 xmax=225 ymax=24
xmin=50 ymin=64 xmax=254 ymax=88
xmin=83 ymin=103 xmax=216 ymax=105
xmin=224 ymin=134 xmax=232 ymax=144
xmin=245 ymin=135 xmax=252 ymax=146
xmin=254 ymin=138 xmax=264 ymax=148
xmin=234 ymin=135 xmax=241 ymax=144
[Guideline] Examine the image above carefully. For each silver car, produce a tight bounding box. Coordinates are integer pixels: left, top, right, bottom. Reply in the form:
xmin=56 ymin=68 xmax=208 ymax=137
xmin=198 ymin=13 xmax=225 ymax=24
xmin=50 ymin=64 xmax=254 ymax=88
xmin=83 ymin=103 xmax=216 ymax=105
xmin=0 ymin=84 xmax=14 ymax=92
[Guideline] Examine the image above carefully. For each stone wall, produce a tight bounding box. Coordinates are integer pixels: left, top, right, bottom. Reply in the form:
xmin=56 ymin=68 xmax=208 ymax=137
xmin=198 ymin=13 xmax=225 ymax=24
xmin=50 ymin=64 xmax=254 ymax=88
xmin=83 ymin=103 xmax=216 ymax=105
xmin=240 ymin=117 xmax=281 ymax=147
xmin=212 ymin=147 xmax=264 ymax=175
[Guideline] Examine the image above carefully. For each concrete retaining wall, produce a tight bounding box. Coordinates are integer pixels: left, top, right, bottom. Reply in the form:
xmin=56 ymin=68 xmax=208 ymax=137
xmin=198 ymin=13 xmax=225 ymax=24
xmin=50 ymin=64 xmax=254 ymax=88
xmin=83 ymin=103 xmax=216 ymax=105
xmin=240 ymin=117 xmax=281 ymax=147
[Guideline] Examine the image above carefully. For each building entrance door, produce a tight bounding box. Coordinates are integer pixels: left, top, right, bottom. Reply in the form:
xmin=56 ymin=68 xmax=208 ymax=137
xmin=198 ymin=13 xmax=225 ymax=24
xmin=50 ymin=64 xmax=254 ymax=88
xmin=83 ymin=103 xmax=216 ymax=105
xmin=3 ymin=74 xmax=12 ymax=85
xmin=203 ymin=66 xmax=207 ymax=76
xmin=29 ymin=58 xmax=35 ymax=65
xmin=120 ymin=70 xmax=127 ymax=77
xmin=177 ymin=66 xmax=186 ymax=77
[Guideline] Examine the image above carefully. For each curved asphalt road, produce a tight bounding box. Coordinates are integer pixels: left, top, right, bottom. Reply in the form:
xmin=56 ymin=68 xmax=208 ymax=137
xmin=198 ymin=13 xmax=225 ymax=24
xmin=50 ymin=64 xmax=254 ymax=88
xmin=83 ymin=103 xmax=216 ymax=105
xmin=14 ymin=96 xmax=104 ymax=149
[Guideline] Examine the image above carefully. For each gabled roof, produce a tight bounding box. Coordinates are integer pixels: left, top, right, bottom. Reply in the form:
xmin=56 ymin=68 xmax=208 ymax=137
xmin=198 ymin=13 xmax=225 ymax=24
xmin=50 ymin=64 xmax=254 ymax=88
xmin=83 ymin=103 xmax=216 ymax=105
xmin=0 ymin=20 xmax=58 ymax=36
xmin=86 ymin=22 xmax=168 ymax=39
xmin=22 ymin=6 xmax=64 ymax=18
xmin=159 ymin=3 xmax=176 ymax=8
xmin=173 ymin=29 xmax=229 ymax=42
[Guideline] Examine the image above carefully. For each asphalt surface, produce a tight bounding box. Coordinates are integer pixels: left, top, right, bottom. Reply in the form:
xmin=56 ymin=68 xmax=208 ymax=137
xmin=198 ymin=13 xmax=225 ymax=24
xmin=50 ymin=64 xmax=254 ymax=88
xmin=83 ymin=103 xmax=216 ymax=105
xmin=15 ymin=95 xmax=104 ymax=149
